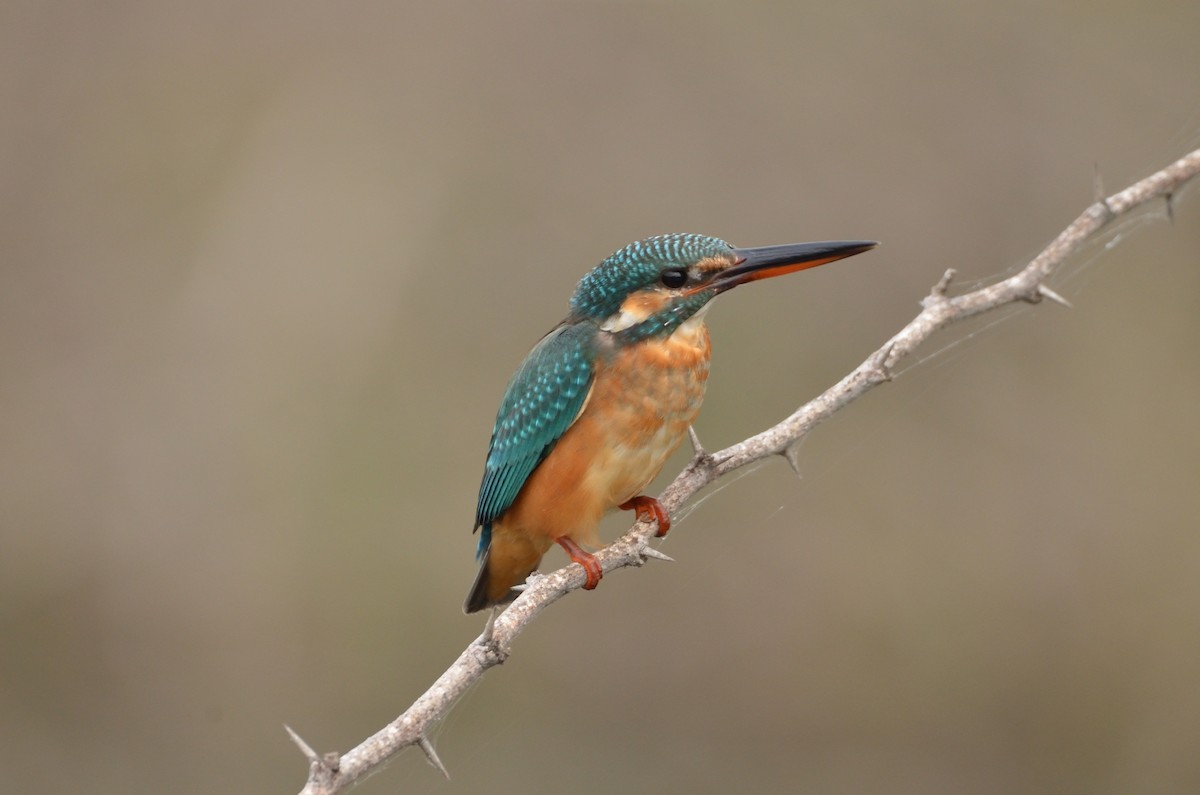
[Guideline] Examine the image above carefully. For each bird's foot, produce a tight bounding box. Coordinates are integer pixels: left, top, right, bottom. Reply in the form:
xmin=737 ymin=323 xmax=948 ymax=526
xmin=620 ymin=495 xmax=671 ymax=537
xmin=555 ymin=536 xmax=602 ymax=590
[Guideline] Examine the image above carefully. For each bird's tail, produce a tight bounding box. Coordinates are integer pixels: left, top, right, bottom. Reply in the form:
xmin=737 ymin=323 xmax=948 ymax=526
xmin=463 ymin=531 xmax=545 ymax=614
xmin=463 ymin=549 xmax=505 ymax=613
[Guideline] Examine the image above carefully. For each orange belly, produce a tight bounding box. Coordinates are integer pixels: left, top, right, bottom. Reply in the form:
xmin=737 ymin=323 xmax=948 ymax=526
xmin=484 ymin=320 xmax=711 ymax=597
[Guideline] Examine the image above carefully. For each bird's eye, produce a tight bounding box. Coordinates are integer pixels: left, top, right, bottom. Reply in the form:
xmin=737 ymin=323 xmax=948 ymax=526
xmin=659 ymin=268 xmax=688 ymax=288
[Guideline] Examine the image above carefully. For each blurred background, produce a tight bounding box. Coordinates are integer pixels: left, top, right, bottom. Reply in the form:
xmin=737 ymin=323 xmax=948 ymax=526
xmin=3 ymin=2 xmax=1199 ymax=793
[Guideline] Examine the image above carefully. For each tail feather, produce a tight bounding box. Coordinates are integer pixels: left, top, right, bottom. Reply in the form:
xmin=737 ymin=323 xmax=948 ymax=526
xmin=463 ymin=531 xmax=545 ymax=614
xmin=463 ymin=549 xmax=500 ymax=614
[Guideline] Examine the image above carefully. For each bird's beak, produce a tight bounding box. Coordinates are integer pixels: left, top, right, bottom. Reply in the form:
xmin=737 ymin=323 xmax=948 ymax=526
xmin=712 ymin=240 xmax=878 ymax=292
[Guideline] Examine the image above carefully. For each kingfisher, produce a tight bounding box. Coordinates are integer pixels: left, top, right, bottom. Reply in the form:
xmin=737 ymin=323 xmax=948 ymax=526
xmin=464 ymin=233 xmax=877 ymax=613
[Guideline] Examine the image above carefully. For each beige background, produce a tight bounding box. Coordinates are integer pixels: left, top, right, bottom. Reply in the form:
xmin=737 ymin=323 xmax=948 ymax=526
xmin=3 ymin=2 xmax=1200 ymax=793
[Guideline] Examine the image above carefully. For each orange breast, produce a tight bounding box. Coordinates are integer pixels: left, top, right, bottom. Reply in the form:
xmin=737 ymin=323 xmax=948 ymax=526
xmin=496 ymin=318 xmax=711 ymax=551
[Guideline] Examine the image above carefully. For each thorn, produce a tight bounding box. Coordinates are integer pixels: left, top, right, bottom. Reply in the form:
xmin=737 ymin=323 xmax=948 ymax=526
xmin=418 ymin=735 xmax=451 ymax=780
xmin=510 ymin=570 xmax=543 ymax=595
xmin=782 ymin=443 xmax=803 ymax=477
xmin=641 ymin=545 xmax=675 ymax=563
xmin=1037 ymin=283 xmax=1073 ymax=309
xmin=935 ymin=268 xmax=956 ymax=295
xmin=687 ymin=425 xmax=705 ymax=457
xmin=285 ymin=724 xmax=322 ymax=765
xmin=870 ymin=342 xmax=896 ymax=382
xmin=480 ymin=607 xmax=498 ymax=645
xmin=924 ymin=269 xmax=956 ymax=307
xmin=1166 ymin=191 xmax=1176 ymax=224
xmin=1092 ymin=162 xmax=1105 ymax=203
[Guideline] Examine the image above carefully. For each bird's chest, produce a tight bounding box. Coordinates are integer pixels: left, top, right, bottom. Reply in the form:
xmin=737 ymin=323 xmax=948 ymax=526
xmin=583 ymin=320 xmax=712 ymax=501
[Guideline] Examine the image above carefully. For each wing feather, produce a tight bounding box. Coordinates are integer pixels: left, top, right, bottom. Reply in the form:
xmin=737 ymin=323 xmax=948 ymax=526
xmin=473 ymin=322 xmax=596 ymax=556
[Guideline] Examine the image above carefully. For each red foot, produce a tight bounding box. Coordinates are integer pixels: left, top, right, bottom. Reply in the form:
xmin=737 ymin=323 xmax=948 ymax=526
xmin=620 ymin=495 xmax=671 ymax=538
xmin=555 ymin=536 xmax=602 ymax=590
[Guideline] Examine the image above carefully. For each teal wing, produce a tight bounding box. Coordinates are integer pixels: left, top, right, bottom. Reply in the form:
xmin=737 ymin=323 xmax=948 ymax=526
xmin=474 ymin=322 xmax=596 ymax=558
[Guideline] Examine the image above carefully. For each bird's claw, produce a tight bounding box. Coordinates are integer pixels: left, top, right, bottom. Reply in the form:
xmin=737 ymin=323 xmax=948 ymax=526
xmin=555 ymin=536 xmax=603 ymax=590
xmin=620 ymin=495 xmax=671 ymax=537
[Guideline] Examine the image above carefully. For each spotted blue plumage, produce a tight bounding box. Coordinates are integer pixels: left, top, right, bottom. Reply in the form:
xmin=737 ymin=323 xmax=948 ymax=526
xmin=570 ymin=233 xmax=733 ymax=320
xmin=474 ymin=322 xmax=596 ymax=558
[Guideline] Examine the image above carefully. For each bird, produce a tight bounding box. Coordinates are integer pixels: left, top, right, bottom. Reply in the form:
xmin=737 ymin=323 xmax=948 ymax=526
xmin=464 ymin=233 xmax=877 ymax=613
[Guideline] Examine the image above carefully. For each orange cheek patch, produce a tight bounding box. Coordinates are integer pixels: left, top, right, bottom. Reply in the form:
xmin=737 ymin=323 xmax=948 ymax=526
xmin=619 ymin=290 xmax=672 ymax=318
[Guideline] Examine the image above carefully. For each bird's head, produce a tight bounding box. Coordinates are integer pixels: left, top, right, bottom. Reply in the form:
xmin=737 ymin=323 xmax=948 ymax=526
xmin=569 ymin=233 xmax=877 ymax=342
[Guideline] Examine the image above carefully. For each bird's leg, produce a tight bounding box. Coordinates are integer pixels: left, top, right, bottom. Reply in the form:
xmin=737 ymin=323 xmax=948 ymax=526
xmin=620 ymin=495 xmax=671 ymax=538
xmin=555 ymin=536 xmax=602 ymax=590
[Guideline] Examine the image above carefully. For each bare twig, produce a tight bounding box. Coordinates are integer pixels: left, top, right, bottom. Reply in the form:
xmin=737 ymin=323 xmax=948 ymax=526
xmin=293 ymin=147 xmax=1200 ymax=795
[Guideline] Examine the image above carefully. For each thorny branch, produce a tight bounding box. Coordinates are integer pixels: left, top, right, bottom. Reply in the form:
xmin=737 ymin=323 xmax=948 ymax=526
xmin=292 ymin=147 xmax=1200 ymax=794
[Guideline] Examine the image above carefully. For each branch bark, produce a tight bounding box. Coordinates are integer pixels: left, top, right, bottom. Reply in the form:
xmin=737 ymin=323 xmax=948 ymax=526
xmin=292 ymin=147 xmax=1200 ymax=794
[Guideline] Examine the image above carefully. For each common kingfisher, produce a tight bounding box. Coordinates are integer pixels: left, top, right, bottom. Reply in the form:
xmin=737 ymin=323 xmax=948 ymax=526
xmin=465 ymin=233 xmax=877 ymax=613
